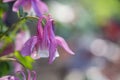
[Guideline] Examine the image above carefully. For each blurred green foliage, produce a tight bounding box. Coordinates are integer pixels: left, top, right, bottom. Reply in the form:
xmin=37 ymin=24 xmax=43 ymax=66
xmin=0 ymin=0 xmax=8 ymax=18
xmin=0 ymin=62 xmax=11 ymax=77
xmin=80 ymin=0 xmax=120 ymax=24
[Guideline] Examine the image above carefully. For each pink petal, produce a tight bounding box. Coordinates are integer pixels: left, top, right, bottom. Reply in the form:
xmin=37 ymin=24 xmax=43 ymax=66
xmin=37 ymin=17 xmax=43 ymax=39
xmin=13 ymin=62 xmax=22 ymax=73
xmin=22 ymin=0 xmax=31 ymax=12
xmin=55 ymin=36 xmax=75 ymax=55
xmin=21 ymin=36 xmax=37 ymax=56
xmin=31 ymin=0 xmax=48 ymax=17
xmin=32 ymin=71 xmax=37 ymax=80
xmin=27 ymin=70 xmax=31 ymax=80
xmin=49 ymin=41 xmax=57 ymax=64
xmin=12 ymin=0 xmax=25 ymax=12
xmin=38 ymin=0 xmax=49 ymax=14
xmin=47 ymin=18 xmax=56 ymax=39
xmin=45 ymin=17 xmax=58 ymax=63
xmin=3 ymin=0 xmax=14 ymax=2
xmin=15 ymin=30 xmax=30 ymax=51
xmin=42 ymin=20 xmax=50 ymax=48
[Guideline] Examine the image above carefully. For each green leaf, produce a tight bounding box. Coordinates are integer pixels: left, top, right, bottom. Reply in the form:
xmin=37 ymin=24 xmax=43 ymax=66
xmin=14 ymin=51 xmax=34 ymax=70
xmin=0 ymin=62 xmax=10 ymax=77
xmin=0 ymin=2 xmax=8 ymax=18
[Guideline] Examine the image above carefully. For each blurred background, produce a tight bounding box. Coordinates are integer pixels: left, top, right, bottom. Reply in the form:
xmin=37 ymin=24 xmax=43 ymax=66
xmin=1 ymin=0 xmax=120 ymax=80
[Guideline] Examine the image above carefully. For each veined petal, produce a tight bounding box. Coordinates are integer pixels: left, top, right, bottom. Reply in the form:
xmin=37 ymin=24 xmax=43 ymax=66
xmin=21 ymin=36 xmax=38 ymax=56
xmin=3 ymin=0 xmax=15 ymax=2
xmin=31 ymin=0 xmax=48 ymax=17
xmin=12 ymin=0 xmax=25 ymax=12
xmin=55 ymin=36 xmax=75 ymax=55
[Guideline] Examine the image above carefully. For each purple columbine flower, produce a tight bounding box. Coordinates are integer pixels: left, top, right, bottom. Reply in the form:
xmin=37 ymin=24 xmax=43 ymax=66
xmin=3 ymin=0 xmax=48 ymax=17
xmin=21 ymin=15 xmax=75 ymax=63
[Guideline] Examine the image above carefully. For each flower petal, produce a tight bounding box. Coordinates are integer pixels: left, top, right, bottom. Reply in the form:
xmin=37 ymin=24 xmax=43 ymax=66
xmin=31 ymin=0 xmax=48 ymax=17
xmin=21 ymin=36 xmax=37 ymax=56
xmin=55 ymin=36 xmax=75 ymax=55
xmin=22 ymin=0 xmax=31 ymax=12
xmin=15 ymin=30 xmax=30 ymax=51
xmin=37 ymin=17 xmax=43 ymax=39
xmin=12 ymin=0 xmax=25 ymax=12
xmin=49 ymin=41 xmax=57 ymax=64
xmin=44 ymin=17 xmax=58 ymax=63
xmin=42 ymin=21 xmax=50 ymax=48
xmin=31 ymin=71 xmax=37 ymax=80
xmin=38 ymin=0 xmax=48 ymax=13
xmin=3 ymin=0 xmax=14 ymax=2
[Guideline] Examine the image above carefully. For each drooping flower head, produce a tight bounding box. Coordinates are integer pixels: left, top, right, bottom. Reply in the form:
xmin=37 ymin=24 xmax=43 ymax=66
xmin=21 ymin=15 xmax=74 ymax=63
xmin=3 ymin=0 xmax=48 ymax=17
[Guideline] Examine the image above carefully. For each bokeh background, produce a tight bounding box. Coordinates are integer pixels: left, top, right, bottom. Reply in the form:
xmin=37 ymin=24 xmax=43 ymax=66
xmin=1 ymin=0 xmax=120 ymax=80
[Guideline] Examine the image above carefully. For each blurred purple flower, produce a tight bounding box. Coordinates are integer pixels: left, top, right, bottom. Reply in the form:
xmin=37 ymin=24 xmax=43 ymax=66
xmin=17 ymin=70 xmax=36 ymax=80
xmin=13 ymin=62 xmax=22 ymax=73
xmin=21 ymin=15 xmax=74 ymax=63
xmin=3 ymin=0 xmax=48 ymax=17
xmin=0 ymin=75 xmax=19 ymax=80
xmin=0 ymin=70 xmax=36 ymax=80
xmin=15 ymin=30 xmax=30 ymax=51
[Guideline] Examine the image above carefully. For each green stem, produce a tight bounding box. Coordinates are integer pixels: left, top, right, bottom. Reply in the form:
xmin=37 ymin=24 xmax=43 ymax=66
xmin=0 ymin=57 xmax=16 ymax=61
xmin=0 ymin=53 xmax=15 ymax=62
xmin=0 ymin=16 xmax=38 ymax=39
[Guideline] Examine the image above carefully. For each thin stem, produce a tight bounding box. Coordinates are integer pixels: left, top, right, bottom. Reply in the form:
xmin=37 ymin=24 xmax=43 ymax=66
xmin=0 ymin=53 xmax=15 ymax=62
xmin=0 ymin=16 xmax=39 ymax=39
xmin=0 ymin=57 xmax=16 ymax=61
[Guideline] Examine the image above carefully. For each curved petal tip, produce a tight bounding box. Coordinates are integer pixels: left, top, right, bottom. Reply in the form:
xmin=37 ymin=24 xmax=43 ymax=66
xmin=55 ymin=36 xmax=75 ymax=55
